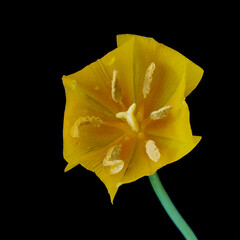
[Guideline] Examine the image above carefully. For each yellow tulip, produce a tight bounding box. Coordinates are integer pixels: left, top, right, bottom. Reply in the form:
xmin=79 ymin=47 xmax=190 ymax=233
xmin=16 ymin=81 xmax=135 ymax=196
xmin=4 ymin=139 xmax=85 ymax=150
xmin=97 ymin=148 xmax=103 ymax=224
xmin=62 ymin=34 xmax=203 ymax=203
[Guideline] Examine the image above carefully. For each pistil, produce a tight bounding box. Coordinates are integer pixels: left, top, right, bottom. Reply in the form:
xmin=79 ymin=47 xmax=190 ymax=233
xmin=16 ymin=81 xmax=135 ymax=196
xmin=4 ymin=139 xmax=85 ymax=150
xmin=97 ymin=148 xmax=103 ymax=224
xmin=116 ymin=103 xmax=139 ymax=132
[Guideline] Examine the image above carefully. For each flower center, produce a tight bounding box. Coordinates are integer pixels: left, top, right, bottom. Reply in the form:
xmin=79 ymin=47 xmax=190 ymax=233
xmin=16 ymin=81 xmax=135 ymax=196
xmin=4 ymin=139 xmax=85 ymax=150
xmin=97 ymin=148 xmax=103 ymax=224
xmin=116 ymin=103 xmax=139 ymax=132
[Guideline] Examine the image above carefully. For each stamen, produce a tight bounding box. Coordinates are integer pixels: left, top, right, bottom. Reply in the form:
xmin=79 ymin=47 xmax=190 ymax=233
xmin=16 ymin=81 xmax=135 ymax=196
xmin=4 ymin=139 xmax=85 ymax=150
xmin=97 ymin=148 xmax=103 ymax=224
xmin=146 ymin=140 xmax=161 ymax=162
xmin=102 ymin=145 xmax=124 ymax=175
xmin=150 ymin=106 xmax=172 ymax=120
xmin=143 ymin=62 xmax=155 ymax=98
xmin=116 ymin=103 xmax=139 ymax=132
xmin=111 ymin=70 xmax=122 ymax=103
xmin=70 ymin=116 xmax=102 ymax=138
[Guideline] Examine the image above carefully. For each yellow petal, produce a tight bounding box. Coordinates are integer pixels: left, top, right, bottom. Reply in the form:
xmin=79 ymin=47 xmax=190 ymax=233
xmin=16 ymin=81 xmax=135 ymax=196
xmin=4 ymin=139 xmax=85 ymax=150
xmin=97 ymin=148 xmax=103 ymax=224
xmin=120 ymin=135 xmax=201 ymax=186
xmin=62 ymin=60 xmax=119 ymax=114
xmin=64 ymin=138 xmax=125 ymax=202
xmin=185 ymin=58 xmax=204 ymax=97
xmin=120 ymin=138 xmax=154 ymax=185
xmin=62 ymin=74 xmax=124 ymax=139
xmin=117 ymin=34 xmax=203 ymax=117
xmin=101 ymin=37 xmax=136 ymax=108
xmin=63 ymin=123 xmax=124 ymax=169
xmin=117 ymin=34 xmax=136 ymax=47
xmin=94 ymin=134 xmax=137 ymax=203
xmin=144 ymin=101 xmax=193 ymax=143
xmin=143 ymin=77 xmax=194 ymax=144
xmin=147 ymin=134 xmax=201 ymax=170
xmin=63 ymin=38 xmax=136 ymax=115
xmin=62 ymin=77 xmax=125 ymax=167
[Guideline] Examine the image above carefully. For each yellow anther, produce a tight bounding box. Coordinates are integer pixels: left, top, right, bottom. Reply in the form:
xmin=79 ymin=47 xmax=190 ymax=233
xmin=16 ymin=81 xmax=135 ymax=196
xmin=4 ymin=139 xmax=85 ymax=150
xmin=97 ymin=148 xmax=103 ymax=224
xmin=70 ymin=116 xmax=102 ymax=138
xmin=145 ymin=140 xmax=161 ymax=162
xmin=150 ymin=106 xmax=172 ymax=120
xmin=143 ymin=62 xmax=155 ymax=98
xmin=102 ymin=145 xmax=124 ymax=175
xmin=116 ymin=103 xmax=139 ymax=132
xmin=111 ymin=70 xmax=123 ymax=103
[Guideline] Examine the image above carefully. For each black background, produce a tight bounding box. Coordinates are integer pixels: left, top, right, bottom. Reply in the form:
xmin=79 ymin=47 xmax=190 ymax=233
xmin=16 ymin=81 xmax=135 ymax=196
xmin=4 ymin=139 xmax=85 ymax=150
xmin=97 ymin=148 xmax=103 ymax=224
xmin=9 ymin=3 xmax=239 ymax=239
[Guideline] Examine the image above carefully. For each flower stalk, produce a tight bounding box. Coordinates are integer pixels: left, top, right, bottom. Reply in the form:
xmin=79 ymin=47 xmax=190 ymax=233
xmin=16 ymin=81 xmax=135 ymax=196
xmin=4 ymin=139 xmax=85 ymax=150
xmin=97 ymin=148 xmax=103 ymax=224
xmin=149 ymin=172 xmax=198 ymax=240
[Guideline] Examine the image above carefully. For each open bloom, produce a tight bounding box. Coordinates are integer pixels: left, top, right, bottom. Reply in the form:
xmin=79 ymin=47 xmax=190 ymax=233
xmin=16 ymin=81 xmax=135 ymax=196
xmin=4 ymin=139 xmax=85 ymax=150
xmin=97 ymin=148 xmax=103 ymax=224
xmin=62 ymin=34 xmax=203 ymax=202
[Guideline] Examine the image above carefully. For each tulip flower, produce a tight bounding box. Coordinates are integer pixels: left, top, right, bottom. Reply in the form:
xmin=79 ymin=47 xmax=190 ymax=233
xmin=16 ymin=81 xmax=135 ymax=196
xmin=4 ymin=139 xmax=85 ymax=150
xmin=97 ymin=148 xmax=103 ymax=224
xmin=62 ymin=34 xmax=203 ymax=239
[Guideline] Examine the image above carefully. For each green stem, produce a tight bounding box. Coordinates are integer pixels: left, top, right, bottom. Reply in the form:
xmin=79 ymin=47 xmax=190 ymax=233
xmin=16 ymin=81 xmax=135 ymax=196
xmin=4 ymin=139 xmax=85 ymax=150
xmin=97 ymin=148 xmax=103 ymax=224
xmin=148 ymin=172 xmax=198 ymax=240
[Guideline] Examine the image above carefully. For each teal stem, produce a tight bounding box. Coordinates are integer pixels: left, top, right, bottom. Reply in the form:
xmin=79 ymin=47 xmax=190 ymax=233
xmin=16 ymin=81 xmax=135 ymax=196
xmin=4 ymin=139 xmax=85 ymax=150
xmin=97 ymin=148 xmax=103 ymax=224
xmin=148 ymin=172 xmax=198 ymax=240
